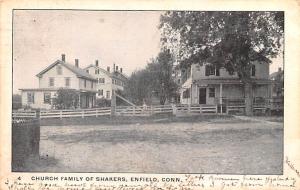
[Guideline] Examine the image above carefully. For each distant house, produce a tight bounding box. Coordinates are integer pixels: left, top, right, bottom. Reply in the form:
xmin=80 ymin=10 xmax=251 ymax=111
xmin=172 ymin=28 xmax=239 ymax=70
xmin=178 ymin=56 xmax=272 ymax=106
xmin=270 ymin=67 xmax=284 ymax=97
xmin=20 ymin=54 xmax=97 ymax=109
xmin=84 ymin=61 xmax=128 ymax=100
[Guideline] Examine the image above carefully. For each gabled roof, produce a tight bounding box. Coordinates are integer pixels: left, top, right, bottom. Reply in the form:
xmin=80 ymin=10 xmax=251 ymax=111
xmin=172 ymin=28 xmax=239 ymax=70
xmin=83 ymin=64 xmax=112 ymax=76
xmin=84 ymin=64 xmax=129 ymax=80
xmin=36 ymin=60 xmax=97 ymax=81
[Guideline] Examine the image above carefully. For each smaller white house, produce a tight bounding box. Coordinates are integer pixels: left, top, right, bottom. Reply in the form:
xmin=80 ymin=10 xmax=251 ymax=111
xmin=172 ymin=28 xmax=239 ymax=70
xmin=84 ymin=61 xmax=128 ymax=99
xmin=20 ymin=54 xmax=97 ymax=109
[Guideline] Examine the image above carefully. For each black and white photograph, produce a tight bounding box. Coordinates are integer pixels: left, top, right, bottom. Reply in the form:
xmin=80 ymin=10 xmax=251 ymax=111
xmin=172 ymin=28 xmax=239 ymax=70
xmin=12 ymin=10 xmax=284 ymax=174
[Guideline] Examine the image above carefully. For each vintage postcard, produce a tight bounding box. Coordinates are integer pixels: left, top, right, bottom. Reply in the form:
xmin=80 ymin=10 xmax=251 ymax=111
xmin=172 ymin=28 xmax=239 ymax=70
xmin=1 ymin=0 xmax=300 ymax=189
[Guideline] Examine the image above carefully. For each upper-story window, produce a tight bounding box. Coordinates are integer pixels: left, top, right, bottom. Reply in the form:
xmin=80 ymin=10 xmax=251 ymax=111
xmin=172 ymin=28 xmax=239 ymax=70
xmin=251 ymin=65 xmax=256 ymax=76
xmin=205 ymin=65 xmax=220 ymax=76
xmin=65 ymin=77 xmax=70 ymax=87
xmin=95 ymin=69 xmax=99 ymax=74
xmin=49 ymin=77 xmax=54 ymax=87
xmin=84 ymin=79 xmax=87 ymax=88
xmin=98 ymin=78 xmax=105 ymax=83
xmin=91 ymin=81 xmax=94 ymax=89
xmin=56 ymin=65 xmax=62 ymax=75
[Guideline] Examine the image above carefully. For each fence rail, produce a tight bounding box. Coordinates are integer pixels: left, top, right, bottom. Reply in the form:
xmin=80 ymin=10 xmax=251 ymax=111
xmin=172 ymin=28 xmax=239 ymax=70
xmin=12 ymin=111 xmax=36 ymax=118
xmin=13 ymin=99 xmax=283 ymax=119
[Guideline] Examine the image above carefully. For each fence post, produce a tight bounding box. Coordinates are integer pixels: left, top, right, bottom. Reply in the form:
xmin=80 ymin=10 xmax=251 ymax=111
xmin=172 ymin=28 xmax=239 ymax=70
xmin=96 ymin=109 xmax=98 ymax=117
xmin=60 ymin=110 xmax=62 ymax=119
xmin=133 ymin=106 xmax=136 ymax=116
xmin=81 ymin=109 xmax=84 ymax=118
xmin=188 ymin=104 xmax=191 ymax=114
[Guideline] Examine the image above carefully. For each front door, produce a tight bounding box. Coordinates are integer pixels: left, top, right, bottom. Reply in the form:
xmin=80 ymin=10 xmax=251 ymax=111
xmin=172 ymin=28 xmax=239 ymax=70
xmin=199 ymin=88 xmax=206 ymax=104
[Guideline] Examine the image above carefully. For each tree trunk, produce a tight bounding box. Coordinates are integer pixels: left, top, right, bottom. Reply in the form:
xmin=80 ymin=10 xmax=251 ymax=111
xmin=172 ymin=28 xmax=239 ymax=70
xmin=244 ymin=81 xmax=253 ymax=116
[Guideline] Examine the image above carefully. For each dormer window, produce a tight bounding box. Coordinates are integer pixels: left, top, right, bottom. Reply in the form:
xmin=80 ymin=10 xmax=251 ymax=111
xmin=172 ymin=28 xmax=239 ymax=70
xmin=56 ymin=65 xmax=62 ymax=75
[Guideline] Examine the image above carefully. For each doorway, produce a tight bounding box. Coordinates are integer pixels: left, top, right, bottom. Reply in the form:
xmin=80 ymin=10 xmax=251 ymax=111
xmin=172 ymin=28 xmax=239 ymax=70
xmin=199 ymin=88 xmax=206 ymax=104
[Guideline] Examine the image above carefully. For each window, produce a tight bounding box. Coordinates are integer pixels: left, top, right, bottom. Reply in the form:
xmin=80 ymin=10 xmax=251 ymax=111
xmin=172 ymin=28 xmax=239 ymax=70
xmin=209 ymin=88 xmax=215 ymax=98
xmin=86 ymin=70 xmax=89 ymax=73
xmin=49 ymin=77 xmax=54 ymax=87
xmin=106 ymin=91 xmax=110 ymax=99
xmin=95 ymin=69 xmax=99 ymax=74
xmin=216 ymin=68 xmax=220 ymax=76
xmin=91 ymin=81 xmax=94 ymax=89
xmin=205 ymin=65 xmax=216 ymax=76
xmin=98 ymin=89 xmax=103 ymax=96
xmin=44 ymin=93 xmax=51 ymax=104
xmin=182 ymin=88 xmax=190 ymax=99
xmin=98 ymin=78 xmax=105 ymax=83
xmin=65 ymin=77 xmax=70 ymax=87
xmin=84 ymin=79 xmax=87 ymax=88
xmin=56 ymin=65 xmax=62 ymax=75
xmin=27 ymin=92 xmax=35 ymax=103
xmin=251 ymin=65 xmax=256 ymax=76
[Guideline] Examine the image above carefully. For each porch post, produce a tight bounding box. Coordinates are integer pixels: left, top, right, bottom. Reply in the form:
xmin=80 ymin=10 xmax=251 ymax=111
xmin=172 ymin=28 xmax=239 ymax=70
xmin=220 ymin=83 xmax=223 ymax=113
xmin=78 ymin=92 xmax=81 ymax=109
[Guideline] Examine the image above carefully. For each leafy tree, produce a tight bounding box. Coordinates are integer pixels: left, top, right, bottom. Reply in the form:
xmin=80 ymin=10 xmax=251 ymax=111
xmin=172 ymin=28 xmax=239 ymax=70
xmin=160 ymin=11 xmax=284 ymax=115
xmin=53 ymin=88 xmax=79 ymax=109
xmin=124 ymin=50 xmax=178 ymax=105
xmin=124 ymin=69 xmax=153 ymax=105
xmin=146 ymin=50 xmax=178 ymax=104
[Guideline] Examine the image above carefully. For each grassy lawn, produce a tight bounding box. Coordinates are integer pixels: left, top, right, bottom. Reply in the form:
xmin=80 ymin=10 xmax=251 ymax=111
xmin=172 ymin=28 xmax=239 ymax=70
xmin=18 ymin=115 xmax=283 ymax=174
xmin=40 ymin=114 xmax=234 ymax=126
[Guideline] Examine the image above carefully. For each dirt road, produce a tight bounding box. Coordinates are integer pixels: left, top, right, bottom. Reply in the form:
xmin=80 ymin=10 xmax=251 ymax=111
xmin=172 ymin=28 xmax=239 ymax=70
xmin=28 ymin=117 xmax=283 ymax=174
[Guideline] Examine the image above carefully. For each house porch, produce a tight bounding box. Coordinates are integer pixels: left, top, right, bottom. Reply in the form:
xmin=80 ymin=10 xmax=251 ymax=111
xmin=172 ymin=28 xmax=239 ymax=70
xmin=182 ymin=79 xmax=272 ymax=106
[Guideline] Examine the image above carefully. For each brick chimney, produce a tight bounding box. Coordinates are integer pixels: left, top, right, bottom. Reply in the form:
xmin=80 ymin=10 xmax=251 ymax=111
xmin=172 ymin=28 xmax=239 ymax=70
xmin=75 ymin=59 xmax=79 ymax=67
xmin=62 ymin=54 xmax=65 ymax=62
xmin=116 ymin=65 xmax=119 ymax=72
xmin=120 ymin=68 xmax=123 ymax=73
xmin=113 ymin=63 xmax=116 ymax=72
xmin=95 ymin=60 xmax=99 ymax=67
xmin=107 ymin=66 xmax=110 ymax=72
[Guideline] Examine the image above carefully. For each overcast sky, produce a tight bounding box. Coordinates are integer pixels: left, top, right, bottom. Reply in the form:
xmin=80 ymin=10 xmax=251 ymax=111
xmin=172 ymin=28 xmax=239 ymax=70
xmin=13 ymin=10 xmax=283 ymax=94
xmin=13 ymin=10 xmax=163 ymax=93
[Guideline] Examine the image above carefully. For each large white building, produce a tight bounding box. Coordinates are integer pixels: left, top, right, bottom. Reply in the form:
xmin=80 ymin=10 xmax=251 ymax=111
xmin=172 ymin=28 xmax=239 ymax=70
xmin=84 ymin=61 xmax=128 ymax=100
xmin=178 ymin=55 xmax=273 ymax=106
xmin=20 ymin=54 xmax=97 ymax=109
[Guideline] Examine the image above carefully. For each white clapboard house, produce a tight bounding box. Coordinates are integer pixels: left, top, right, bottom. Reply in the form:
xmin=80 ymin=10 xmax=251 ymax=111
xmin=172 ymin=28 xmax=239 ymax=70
xmin=178 ymin=53 xmax=273 ymax=106
xmin=20 ymin=54 xmax=97 ymax=109
xmin=84 ymin=61 xmax=128 ymax=99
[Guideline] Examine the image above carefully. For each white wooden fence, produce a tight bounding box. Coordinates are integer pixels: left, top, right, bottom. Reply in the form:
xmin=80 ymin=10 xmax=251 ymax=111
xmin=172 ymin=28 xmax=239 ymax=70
xmin=116 ymin=105 xmax=173 ymax=116
xmin=12 ymin=111 xmax=36 ymax=118
xmin=40 ymin=107 xmax=111 ymax=119
xmin=13 ymin=100 xmax=281 ymax=119
xmin=176 ymin=105 xmax=218 ymax=114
